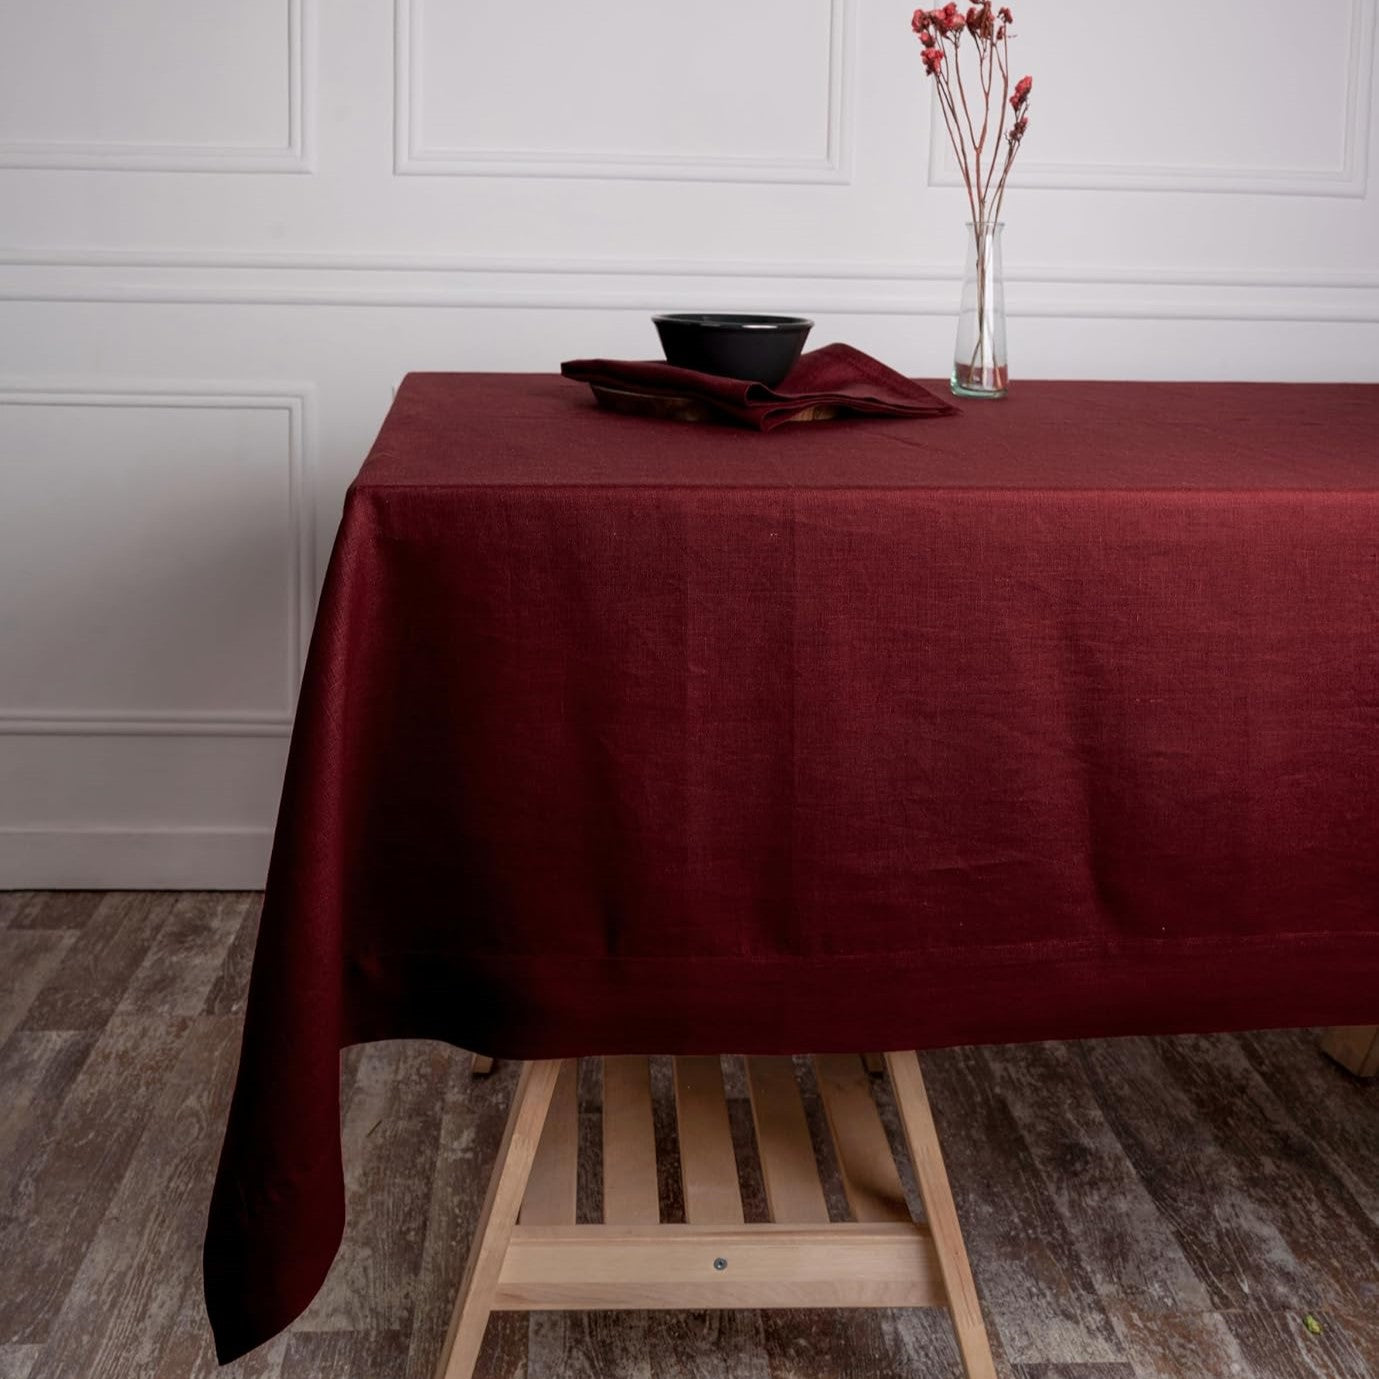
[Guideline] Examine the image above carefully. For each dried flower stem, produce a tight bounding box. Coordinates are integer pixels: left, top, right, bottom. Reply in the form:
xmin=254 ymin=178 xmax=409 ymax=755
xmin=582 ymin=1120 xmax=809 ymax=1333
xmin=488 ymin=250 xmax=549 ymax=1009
xmin=912 ymin=4 xmax=1032 ymax=390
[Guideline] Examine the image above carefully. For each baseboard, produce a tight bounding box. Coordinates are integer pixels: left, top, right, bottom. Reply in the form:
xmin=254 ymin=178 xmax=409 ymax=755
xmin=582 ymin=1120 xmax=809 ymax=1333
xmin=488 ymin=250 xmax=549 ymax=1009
xmin=0 ymin=827 xmax=272 ymax=889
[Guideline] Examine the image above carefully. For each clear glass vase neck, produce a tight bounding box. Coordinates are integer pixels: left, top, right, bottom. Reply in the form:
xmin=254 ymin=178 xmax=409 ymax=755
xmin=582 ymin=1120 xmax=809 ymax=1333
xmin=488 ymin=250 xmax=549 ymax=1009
xmin=951 ymin=221 xmax=1008 ymax=400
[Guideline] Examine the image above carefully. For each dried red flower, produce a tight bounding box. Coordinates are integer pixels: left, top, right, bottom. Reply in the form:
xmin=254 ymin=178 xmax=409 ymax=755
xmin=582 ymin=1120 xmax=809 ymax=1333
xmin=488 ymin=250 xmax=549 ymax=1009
xmin=905 ymin=1 xmax=1033 ymax=235
xmin=966 ymin=5 xmax=996 ymax=38
xmin=924 ymin=2 xmax=965 ymax=34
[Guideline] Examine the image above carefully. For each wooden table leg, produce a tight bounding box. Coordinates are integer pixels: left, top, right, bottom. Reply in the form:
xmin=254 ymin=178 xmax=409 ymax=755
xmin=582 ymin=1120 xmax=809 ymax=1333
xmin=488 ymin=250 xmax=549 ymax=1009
xmin=1321 ymin=1027 xmax=1379 ymax=1078
xmin=433 ymin=1059 xmax=562 ymax=1379
xmin=885 ymin=1050 xmax=998 ymax=1379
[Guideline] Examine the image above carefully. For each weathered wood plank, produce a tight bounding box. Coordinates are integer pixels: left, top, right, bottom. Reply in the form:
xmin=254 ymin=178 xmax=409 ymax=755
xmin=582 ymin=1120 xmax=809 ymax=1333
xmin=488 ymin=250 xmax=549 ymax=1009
xmin=915 ymin=1046 xmax=1124 ymax=1368
xmin=761 ymin=1307 xmax=965 ymax=1379
xmin=201 ymin=898 xmax=262 ymax=1017
xmin=3 ymin=893 xmax=105 ymax=933
xmin=24 ymin=1017 xmax=241 ymax=1379
xmin=0 ymin=1346 xmax=40 ymax=1379
xmin=1220 ymin=1306 xmax=1373 ymax=1379
xmin=151 ymin=1317 xmax=288 ymax=1379
xmin=1014 ymin=1367 xmax=1136 ymax=1379
xmin=526 ymin=1311 xmax=652 ymax=1379
xmin=19 ymin=893 xmax=175 ymax=1033
xmin=1076 ymin=1036 xmax=1320 ymax=1312
xmin=0 ymin=1013 xmax=190 ymax=1344
xmin=6 ymin=889 xmax=1379 ymax=1378
xmin=0 ymin=933 xmax=78 ymax=1055
xmin=0 ymin=893 xmax=36 ymax=930
xmin=647 ymin=1056 xmax=686 ymax=1224
xmin=981 ymin=1040 xmax=1212 ymax=1314
xmin=1238 ymin=1028 xmax=1379 ymax=1228
xmin=650 ymin=1309 xmax=767 ymax=1379
xmin=1152 ymin=1034 xmax=1379 ymax=1314
xmin=282 ymin=1330 xmax=409 ymax=1379
xmin=1103 ymin=1299 xmax=1251 ymax=1379
xmin=405 ymin=1055 xmax=519 ymax=1379
xmin=298 ymin=1040 xmax=451 ymax=1335
xmin=0 ymin=1031 xmax=97 ymax=1218
xmin=118 ymin=893 xmax=254 ymax=1018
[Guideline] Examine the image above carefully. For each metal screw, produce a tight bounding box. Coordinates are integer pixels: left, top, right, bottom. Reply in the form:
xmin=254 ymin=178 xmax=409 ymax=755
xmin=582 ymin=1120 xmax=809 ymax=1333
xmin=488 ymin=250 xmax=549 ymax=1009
xmin=713 ymin=1257 xmax=728 ymax=1271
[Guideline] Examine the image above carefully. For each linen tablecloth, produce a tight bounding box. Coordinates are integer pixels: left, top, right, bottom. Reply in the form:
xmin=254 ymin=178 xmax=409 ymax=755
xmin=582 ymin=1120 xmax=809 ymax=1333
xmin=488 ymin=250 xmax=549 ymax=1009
xmin=205 ymin=374 xmax=1379 ymax=1361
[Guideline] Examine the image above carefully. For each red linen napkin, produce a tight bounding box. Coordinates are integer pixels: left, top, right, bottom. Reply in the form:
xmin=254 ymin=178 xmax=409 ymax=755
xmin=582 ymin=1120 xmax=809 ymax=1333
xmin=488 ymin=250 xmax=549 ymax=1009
xmin=561 ymin=342 xmax=958 ymax=431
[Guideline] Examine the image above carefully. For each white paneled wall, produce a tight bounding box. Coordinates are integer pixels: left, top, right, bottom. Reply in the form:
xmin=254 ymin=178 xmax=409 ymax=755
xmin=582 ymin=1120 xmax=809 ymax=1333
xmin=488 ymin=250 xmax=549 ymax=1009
xmin=1 ymin=0 xmax=1377 ymax=887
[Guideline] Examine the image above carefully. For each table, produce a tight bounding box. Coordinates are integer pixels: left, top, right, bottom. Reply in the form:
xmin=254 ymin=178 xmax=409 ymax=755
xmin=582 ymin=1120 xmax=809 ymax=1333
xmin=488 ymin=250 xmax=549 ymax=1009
xmin=204 ymin=374 xmax=1379 ymax=1365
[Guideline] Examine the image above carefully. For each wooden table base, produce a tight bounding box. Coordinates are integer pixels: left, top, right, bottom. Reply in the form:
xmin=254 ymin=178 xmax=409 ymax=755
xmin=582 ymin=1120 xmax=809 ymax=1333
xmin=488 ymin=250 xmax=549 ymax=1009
xmin=1322 ymin=1026 xmax=1379 ymax=1078
xmin=435 ymin=1051 xmax=996 ymax=1379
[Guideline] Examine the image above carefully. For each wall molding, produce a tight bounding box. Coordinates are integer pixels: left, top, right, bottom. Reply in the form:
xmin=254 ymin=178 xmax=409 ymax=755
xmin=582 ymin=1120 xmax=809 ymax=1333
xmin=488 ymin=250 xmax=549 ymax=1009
xmin=0 ymin=381 xmax=315 ymax=737
xmin=393 ymin=0 xmax=854 ymax=183
xmin=928 ymin=0 xmax=1375 ymax=197
xmin=1 ymin=256 xmax=1376 ymax=321
xmin=5 ymin=246 xmax=1379 ymax=288
xmin=0 ymin=0 xmax=316 ymax=173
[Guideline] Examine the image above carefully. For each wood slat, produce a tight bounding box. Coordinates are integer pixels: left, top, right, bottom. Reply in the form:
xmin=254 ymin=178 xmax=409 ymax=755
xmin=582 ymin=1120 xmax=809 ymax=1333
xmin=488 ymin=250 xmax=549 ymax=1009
xmin=813 ymin=1053 xmax=909 ymax=1223
xmin=744 ymin=1057 xmax=828 ymax=1224
xmin=518 ymin=1059 xmax=578 ymax=1226
xmin=602 ymin=1057 xmax=659 ymax=1226
xmin=495 ymin=1223 xmax=943 ymax=1311
xmin=671 ymin=1057 xmax=744 ymax=1225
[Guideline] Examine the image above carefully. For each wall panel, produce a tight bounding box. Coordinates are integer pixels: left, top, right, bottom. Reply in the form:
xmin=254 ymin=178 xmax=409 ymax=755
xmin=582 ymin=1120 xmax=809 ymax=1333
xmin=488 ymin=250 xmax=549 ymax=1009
xmin=0 ymin=0 xmax=1375 ymax=885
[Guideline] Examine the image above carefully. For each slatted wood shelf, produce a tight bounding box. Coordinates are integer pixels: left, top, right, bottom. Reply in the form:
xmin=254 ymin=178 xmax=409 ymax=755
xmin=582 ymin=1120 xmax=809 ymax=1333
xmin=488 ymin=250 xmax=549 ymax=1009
xmin=436 ymin=1051 xmax=996 ymax=1379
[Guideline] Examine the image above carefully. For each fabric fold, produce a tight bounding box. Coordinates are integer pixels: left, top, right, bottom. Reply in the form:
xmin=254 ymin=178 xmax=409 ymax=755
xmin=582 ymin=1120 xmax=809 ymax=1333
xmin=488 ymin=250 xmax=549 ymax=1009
xmin=561 ymin=342 xmax=959 ymax=430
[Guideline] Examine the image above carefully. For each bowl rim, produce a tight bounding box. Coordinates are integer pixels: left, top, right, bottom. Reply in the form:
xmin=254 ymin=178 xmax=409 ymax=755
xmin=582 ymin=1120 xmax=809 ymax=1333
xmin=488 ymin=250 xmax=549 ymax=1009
xmin=652 ymin=313 xmax=814 ymax=332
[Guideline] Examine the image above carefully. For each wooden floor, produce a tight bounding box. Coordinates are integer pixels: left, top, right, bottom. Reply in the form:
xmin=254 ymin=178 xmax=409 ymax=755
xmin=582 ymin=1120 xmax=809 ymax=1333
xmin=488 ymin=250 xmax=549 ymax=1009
xmin=2 ymin=892 xmax=1378 ymax=1379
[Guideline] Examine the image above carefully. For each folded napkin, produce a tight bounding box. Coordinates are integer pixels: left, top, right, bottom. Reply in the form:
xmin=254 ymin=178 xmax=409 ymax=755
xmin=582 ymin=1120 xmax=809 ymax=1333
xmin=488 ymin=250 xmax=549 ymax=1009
xmin=561 ymin=342 xmax=958 ymax=431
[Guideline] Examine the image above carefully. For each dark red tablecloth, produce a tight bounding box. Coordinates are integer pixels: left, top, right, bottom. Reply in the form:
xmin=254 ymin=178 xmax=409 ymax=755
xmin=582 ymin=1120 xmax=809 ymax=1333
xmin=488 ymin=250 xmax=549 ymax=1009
xmin=206 ymin=374 xmax=1379 ymax=1362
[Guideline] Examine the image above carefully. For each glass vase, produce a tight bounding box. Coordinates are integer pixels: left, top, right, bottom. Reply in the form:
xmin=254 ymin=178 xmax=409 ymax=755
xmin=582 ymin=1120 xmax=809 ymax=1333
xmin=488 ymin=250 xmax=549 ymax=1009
xmin=951 ymin=221 xmax=1008 ymax=399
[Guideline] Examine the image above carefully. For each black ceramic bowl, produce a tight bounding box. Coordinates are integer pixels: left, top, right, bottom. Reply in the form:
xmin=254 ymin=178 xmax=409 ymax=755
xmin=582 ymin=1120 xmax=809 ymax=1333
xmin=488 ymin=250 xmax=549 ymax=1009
xmin=652 ymin=313 xmax=813 ymax=387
